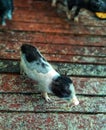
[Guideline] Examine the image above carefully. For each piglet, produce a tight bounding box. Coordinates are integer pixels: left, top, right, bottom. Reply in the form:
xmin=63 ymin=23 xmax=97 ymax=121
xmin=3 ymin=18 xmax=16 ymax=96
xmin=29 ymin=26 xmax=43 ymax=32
xmin=0 ymin=0 xmax=14 ymax=26
xmin=67 ymin=0 xmax=106 ymax=21
xmin=52 ymin=0 xmax=106 ymax=21
xmin=20 ymin=44 xmax=79 ymax=105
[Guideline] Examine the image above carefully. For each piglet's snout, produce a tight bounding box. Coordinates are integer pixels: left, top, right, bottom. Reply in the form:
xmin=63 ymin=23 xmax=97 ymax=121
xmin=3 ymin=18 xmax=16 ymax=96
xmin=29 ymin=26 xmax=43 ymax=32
xmin=72 ymin=96 xmax=79 ymax=106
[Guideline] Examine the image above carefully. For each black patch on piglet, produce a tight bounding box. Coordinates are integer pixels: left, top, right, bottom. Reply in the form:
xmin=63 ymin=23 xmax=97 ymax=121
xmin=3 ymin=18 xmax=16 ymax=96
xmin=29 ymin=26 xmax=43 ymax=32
xmin=21 ymin=44 xmax=42 ymax=63
xmin=51 ymin=76 xmax=72 ymax=98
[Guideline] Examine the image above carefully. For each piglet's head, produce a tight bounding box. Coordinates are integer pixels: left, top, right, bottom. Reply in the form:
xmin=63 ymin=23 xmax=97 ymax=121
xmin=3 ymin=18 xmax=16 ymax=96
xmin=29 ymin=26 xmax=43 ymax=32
xmin=51 ymin=76 xmax=79 ymax=106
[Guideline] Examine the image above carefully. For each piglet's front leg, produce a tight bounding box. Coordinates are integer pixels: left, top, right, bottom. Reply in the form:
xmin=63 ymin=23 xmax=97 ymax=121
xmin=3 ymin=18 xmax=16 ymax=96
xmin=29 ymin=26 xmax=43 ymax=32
xmin=1 ymin=16 xmax=6 ymax=26
xmin=51 ymin=0 xmax=57 ymax=7
xmin=42 ymin=92 xmax=52 ymax=102
xmin=73 ymin=7 xmax=80 ymax=22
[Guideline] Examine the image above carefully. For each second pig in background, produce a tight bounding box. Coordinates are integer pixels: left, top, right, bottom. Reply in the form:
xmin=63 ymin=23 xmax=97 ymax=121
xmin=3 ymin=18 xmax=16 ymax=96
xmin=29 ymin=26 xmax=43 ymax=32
xmin=51 ymin=0 xmax=106 ymax=21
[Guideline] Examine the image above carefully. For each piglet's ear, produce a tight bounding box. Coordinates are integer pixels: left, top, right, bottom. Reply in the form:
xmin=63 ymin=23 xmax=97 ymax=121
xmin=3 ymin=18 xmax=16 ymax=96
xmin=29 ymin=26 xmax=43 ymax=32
xmin=61 ymin=70 xmax=68 ymax=77
xmin=64 ymin=71 xmax=68 ymax=76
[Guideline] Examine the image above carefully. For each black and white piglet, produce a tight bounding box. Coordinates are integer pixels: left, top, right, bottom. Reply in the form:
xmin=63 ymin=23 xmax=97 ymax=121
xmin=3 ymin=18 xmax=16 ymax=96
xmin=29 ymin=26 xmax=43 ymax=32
xmin=20 ymin=44 xmax=79 ymax=105
xmin=0 ymin=0 xmax=14 ymax=26
xmin=52 ymin=0 xmax=106 ymax=21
